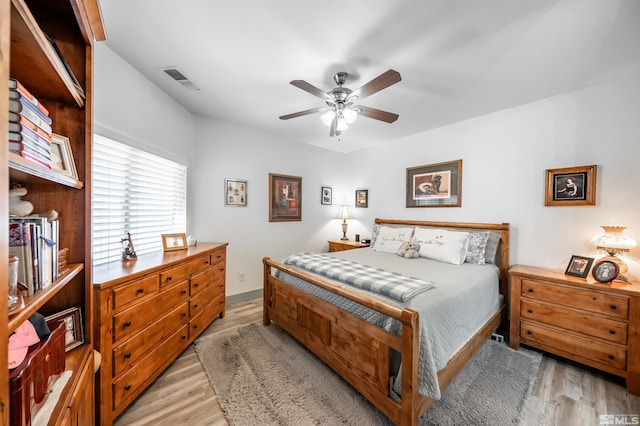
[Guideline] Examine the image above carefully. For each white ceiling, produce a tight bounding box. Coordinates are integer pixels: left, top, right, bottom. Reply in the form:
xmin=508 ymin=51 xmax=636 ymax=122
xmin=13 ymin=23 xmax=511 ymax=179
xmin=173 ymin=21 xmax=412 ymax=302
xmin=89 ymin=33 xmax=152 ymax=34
xmin=99 ymin=0 xmax=640 ymax=153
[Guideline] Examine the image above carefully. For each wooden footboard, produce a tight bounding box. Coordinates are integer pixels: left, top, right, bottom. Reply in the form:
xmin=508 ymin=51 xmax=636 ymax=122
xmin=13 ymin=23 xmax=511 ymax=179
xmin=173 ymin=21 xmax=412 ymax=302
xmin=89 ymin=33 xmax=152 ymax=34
xmin=263 ymin=257 xmax=503 ymax=425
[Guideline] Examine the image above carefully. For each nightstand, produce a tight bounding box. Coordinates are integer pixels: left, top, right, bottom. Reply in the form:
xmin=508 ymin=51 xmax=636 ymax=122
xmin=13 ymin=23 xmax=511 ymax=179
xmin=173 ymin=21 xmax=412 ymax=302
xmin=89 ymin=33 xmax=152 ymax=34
xmin=328 ymin=240 xmax=371 ymax=253
xmin=509 ymin=264 xmax=640 ymax=396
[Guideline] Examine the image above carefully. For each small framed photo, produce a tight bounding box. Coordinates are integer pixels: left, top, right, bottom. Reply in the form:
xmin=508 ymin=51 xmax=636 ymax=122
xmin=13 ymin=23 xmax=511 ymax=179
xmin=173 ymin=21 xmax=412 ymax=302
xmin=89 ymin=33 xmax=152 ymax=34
xmin=406 ymin=159 xmax=462 ymax=207
xmin=50 ymin=133 xmax=78 ymax=179
xmin=225 ymin=178 xmax=247 ymax=206
xmin=545 ymin=165 xmax=597 ymax=206
xmin=355 ymin=189 xmax=368 ymax=208
xmin=269 ymin=173 xmax=302 ymax=222
xmin=564 ymin=255 xmax=594 ymax=278
xmin=321 ymin=186 xmax=332 ymax=205
xmin=45 ymin=306 xmax=84 ymax=352
xmin=592 ymin=259 xmax=620 ymax=283
xmin=161 ymin=233 xmax=188 ymax=251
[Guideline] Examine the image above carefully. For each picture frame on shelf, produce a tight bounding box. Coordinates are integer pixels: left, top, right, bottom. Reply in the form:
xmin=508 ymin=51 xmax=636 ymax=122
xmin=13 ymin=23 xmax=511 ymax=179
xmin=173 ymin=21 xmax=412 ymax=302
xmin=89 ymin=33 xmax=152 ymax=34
xmin=564 ymin=255 xmax=594 ymax=278
xmin=45 ymin=306 xmax=84 ymax=352
xmin=406 ymin=159 xmax=462 ymax=207
xmin=545 ymin=165 xmax=597 ymax=206
xmin=321 ymin=186 xmax=332 ymax=205
xmin=161 ymin=233 xmax=188 ymax=251
xmin=355 ymin=189 xmax=368 ymax=208
xmin=269 ymin=173 xmax=302 ymax=222
xmin=225 ymin=178 xmax=247 ymax=207
xmin=50 ymin=133 xmax=78 ymax=179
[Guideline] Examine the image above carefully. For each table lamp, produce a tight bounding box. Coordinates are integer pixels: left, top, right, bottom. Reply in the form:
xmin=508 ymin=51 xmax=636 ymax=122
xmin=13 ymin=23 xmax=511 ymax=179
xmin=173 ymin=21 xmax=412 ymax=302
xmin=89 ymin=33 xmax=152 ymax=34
xmin=592 ymin=226 xmax=637 ymax=282
xmin=336 ymin=205 xmax=352 ymax=240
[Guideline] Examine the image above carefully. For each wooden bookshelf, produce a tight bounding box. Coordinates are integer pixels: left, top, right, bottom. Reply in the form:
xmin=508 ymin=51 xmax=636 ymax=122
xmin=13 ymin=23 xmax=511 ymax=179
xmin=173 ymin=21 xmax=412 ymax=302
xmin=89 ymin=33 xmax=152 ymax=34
xmin=2 ymin=0 xmax=105 ymax=424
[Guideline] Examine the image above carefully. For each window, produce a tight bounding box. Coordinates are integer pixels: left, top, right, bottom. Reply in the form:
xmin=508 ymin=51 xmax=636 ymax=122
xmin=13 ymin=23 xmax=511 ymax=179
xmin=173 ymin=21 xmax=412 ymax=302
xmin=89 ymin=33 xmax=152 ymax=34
xmin=92 ymin=134 xmax=187 ymax=265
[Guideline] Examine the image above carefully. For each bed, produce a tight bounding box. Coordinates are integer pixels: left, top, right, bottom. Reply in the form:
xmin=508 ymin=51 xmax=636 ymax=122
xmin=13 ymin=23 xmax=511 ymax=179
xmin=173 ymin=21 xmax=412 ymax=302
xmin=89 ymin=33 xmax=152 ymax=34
xmin=262 ymin=218 xmax=510 ymax=425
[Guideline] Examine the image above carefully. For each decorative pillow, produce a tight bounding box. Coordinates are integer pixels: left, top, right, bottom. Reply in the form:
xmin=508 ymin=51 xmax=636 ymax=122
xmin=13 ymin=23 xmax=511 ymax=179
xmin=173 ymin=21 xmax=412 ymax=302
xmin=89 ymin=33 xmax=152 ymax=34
xmin=370 ymin=224 xmax=381 ymax=247
xmin=372 ymin=226 xmax=414 ymax=253
xmin=484 ymin=231 xmax=501 ymax=264
xmin=465 ymin=231 xmax=490 ymax=264
xmin=412 ymin=227 xmax=470 ymax=265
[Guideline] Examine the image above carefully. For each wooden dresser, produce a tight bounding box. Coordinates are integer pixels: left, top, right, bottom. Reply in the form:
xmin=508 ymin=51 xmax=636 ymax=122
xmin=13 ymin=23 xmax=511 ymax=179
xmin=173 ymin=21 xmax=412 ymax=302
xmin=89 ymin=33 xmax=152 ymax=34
xmin=328 ymin=240 xmax=371 ymax=252
xmin=93 ymin=243 xmax=228 ymax=425
xmin=509 ymin=264 xmax=640 ymax=395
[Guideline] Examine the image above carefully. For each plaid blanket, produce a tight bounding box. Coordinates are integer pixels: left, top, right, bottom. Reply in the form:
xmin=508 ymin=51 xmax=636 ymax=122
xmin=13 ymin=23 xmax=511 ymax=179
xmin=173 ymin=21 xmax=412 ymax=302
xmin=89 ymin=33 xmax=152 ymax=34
xmin=282 ymin=252 xmax=434 ymax=302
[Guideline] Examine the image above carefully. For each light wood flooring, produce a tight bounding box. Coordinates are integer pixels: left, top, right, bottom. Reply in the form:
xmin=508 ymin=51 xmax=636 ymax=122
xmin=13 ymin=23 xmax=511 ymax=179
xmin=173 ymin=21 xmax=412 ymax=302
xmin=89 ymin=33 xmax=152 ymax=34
xmin=114 ymin=299 xmax=640 ymax=426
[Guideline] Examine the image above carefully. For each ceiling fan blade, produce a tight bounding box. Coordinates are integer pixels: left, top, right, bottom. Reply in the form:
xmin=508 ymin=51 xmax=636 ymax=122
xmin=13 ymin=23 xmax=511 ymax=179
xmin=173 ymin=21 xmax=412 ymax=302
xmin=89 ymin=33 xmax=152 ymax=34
xmin=349 ymin=69 xmax=401 ymax=101
xmin=279 ymin=107 xmax=328 ymax=120
xmin=357 ymin=106 xmax=399 ymax=123
xmin=290 ymin=80 xmax=331 ymax=101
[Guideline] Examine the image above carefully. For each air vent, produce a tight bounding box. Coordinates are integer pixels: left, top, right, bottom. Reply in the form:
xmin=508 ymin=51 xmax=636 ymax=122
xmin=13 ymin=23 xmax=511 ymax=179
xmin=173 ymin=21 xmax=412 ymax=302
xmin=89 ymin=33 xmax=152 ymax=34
xmin=161 ymin=67 xmax=201 ymax=91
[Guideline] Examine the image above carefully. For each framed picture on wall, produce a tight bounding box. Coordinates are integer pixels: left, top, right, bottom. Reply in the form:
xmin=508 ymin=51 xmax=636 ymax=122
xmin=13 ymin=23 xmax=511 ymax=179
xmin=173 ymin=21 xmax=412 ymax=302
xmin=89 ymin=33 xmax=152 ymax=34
xmin=406 ymin=159 xmax=462 ymax=207
xmin=545 ymin=165 xmax=597 ymax=206
xmin=355 ymin=189 xmax=368 ymax=208
xmin=269 ymin=173 xmax=302 ymax=222
xmin=225 ymin=178 xmax=247 ymax=206
xmin=321 ymin=186 xmax=332 ymax=205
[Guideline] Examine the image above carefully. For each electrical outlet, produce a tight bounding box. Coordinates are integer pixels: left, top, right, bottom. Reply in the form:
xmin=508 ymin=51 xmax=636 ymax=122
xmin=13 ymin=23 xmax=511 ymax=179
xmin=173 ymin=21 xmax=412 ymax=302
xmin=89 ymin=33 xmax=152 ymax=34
xmin=239 ymin=272 xmax=246 ymax=281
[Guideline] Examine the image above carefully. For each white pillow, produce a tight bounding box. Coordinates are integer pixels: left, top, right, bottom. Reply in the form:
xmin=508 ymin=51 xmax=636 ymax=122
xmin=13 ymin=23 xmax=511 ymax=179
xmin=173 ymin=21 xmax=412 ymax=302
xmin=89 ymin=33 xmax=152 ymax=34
xmin=412 ymin=227 xmax=470 ymax=265
xmin=372 ymin=226 xmax=414 ymax=253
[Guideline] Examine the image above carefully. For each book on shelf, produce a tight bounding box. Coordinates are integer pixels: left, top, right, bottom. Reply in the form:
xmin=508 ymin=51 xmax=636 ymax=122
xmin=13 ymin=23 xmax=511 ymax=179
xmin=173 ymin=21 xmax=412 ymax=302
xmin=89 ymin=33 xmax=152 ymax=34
xmin=8 ymin=221 xmax=35 ymax=295
xmin=8 ymin=78 xmax=50 ymax=116
xmin=9 ymin=125 xmax=52 ymax=149
xmin=10 ymin=142 xmax=51 ymax=164
xmin=8 ymin=99 xmax=53 ymax=134
xmin=15 ymin=150 xmax=52 ymax=169
xmin=45 ymin=35 xmax=85 ymax=100
xmin=8 ymin=115 xmax=53 ymax=141
xmin=8 ymin=110 xmax=52 ymax=135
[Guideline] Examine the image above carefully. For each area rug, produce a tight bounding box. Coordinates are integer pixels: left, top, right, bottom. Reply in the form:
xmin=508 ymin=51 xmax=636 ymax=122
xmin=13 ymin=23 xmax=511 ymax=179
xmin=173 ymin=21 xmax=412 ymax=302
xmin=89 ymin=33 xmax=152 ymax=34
xmin=194 ymin=323 xmax=541 ymax=425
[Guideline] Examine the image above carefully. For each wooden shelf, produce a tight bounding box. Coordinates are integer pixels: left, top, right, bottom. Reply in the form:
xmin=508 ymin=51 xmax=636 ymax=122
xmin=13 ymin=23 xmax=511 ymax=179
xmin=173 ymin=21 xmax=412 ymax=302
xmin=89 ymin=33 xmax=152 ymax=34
xmin=10 ymin=0 xmax=85 ymax=107
xmin=8 ymin=263 xmax=84 ymax=333
xmin=9 ymin=151 xmax=83 ymax=189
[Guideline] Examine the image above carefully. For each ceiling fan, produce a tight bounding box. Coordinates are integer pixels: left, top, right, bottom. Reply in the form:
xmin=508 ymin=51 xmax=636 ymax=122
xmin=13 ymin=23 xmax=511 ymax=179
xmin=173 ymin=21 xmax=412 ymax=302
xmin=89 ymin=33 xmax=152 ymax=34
xmin=279 ymin=69 xmax=401 ymax=137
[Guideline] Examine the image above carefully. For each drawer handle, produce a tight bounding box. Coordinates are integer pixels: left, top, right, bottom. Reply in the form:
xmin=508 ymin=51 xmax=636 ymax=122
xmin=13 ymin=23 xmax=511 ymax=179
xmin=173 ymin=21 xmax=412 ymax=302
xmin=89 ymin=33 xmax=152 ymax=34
xmin=220 ymin=268 xmax=225 ymax=272
xmin=166 ymin=276 xmax=172 ymax=282
xmin=123 ymin=321 xmax=131 ymax=328
xmin=193 ymin=325 xmax=198 ymax=330
xmin=182 ymin=335 xmax=187 ymax=340
xmin=182 ymin=290 xmax=187 ymax=295
xmin=194 ymin=283 xmax=199 ymax=288
xmin=204 ymin=260 xmax=210 ymax=265
xmin=194 ymin=304 xmax=199 ymax=308
xmin=610 ymin=330 xmax=616 ymax=335
xmin=136 ymin=288 xmax=144 ymax=294
xmin=610 ymin=305 xmax=617 ymax=310
xmin=181 ymin=313 xmax=187 ymax=317
xmin=124 ymin=353 xmax=131 ymax=359
xmin=124 ymin=385 xmax=131 ymax=391
xmin=527 ymin=309 xmax=533 ymax=314
xmin=527 ymin=330 xmax=533 ymax=335
xmin=608 ymin=354 xmax=615 ymax=360
xmin=527 ymin=288 xmax=534 ymax=293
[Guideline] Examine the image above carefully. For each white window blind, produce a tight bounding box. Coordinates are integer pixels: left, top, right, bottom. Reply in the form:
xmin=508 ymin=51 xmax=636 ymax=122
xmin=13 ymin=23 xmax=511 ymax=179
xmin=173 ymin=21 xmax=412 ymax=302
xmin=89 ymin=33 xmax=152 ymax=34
xmin=92 ymin=134 xmax=187 ymax=265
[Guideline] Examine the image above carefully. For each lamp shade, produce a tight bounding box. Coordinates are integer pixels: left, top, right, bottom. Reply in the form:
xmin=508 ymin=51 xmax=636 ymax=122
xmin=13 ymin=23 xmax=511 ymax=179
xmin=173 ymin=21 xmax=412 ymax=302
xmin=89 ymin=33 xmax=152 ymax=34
xmin=336 ymin=205 xmax=352 ymax=220
xmin=592 ymin=226 xmax=637 ymax=254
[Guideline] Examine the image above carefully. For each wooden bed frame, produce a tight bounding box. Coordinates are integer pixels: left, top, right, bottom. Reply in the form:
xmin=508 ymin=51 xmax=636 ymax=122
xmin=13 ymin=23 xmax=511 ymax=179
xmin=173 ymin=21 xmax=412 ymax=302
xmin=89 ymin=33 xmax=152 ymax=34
xmin=263 ymin=219 xmax=510 ymax=425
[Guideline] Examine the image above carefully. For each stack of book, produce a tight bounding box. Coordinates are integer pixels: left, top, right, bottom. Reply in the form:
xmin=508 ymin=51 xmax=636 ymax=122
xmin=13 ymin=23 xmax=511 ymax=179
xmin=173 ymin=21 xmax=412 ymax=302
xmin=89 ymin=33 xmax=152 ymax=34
xmin=8 ymin=216 xmax=60 ymax=296
xmin=8 ymin=78 xmax=53 ymax=168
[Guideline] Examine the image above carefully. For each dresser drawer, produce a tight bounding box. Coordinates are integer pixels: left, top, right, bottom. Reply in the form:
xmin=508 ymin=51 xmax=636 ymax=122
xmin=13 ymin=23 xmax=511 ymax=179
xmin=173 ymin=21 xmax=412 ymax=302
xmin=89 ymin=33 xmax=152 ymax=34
xmin=112 ymin=274 xmax=159 ymax=310
xmin=190 ymin=294 xmax=224 ymax=339
xmin=521 ymin=320 xmax=627 ymax=370
xmin=521 ymin=299 xmax=628 ymax=344
xmin=113 ymin=280 xmax=189 ymax=343
xmin=521 ymin=279 xmax=629 ymax=319
xmin=112 ymin=302 xmax=189 ymax=377
xmin=159 ymin=254 xmax=211 ymax=287
xmin=210 ymin=247 xmax=226 ymax=266
xmin=190 ymin=284 xmax=221 ymax=317
xmin=112 ymin=324 xmax=188 ymax=411
xmin=190 ymin=267 xmax=214 ymax=296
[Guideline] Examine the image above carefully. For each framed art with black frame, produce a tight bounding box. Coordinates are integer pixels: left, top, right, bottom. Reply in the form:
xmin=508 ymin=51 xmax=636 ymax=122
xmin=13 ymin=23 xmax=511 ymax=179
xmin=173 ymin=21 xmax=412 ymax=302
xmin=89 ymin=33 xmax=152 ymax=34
xmin=564 ymin=255 xmax=594 ymax=278
xmin=225 ymin=178 xmax=247 ymax=206
xmin=406 ymin=159 xmax=462 ymax=207
xmin=321 ymin=186 xmax=332 ymax=205
xmin=355 ymin=189 xmax=368 ymax=208
xmin=269 ymin=173 xmax=302 ymax=222
xmin=45 ymin=306 xmax=84 ymax=352
xmin=545 ymin=165 xmax=597 ymax=206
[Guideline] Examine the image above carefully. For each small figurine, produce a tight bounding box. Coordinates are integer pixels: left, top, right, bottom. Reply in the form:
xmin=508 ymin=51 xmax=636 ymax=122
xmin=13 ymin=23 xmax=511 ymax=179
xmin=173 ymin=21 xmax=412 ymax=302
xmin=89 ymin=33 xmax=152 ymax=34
xmin=396 ymin=241 xmax=421 ymax=259
xmin=9 ymin=186 xmax=34 ymax=217
xmin=120 ymin=232 xmax=137 ymax=261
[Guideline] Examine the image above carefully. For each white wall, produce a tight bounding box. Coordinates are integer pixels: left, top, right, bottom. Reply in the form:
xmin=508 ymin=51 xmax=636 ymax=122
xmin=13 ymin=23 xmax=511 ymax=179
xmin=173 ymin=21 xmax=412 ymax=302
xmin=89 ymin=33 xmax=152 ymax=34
xmin=190 ymin=118 xmax=345 ymax=296
xmin=344 ymin=71 xmax=640 ymax=274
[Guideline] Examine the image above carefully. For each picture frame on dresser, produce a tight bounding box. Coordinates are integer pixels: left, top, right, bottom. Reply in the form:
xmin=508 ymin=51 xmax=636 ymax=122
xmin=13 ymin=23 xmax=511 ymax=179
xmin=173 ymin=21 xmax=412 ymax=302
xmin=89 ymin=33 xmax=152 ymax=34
xmin=564 ymin=255 xmax=594 ymax=278
xmin=45 ymin=306 xmax=84 ymax=352
xmin=161 ymin=233 xmax=188 ymax=251
xmin=545 ymin=164 xmax=597 ymax=206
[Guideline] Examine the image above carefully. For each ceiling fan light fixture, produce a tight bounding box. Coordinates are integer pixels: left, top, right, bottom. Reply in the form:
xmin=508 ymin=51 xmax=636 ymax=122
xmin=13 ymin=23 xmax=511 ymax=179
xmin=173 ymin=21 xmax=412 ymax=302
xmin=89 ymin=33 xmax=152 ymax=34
xmin=336 ymin=117 xmax=349 ymax=131
xmin=343 ymin=108 xmax=358 ymax=124
xmin=321 ymin=110 xmax=335 ymax=126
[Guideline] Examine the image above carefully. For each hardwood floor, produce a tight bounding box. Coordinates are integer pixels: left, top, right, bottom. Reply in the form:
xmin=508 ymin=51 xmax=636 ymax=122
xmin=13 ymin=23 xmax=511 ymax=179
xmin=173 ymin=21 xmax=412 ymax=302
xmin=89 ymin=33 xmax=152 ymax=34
xmin=114 ymin=299 xmax=640 ymax=426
